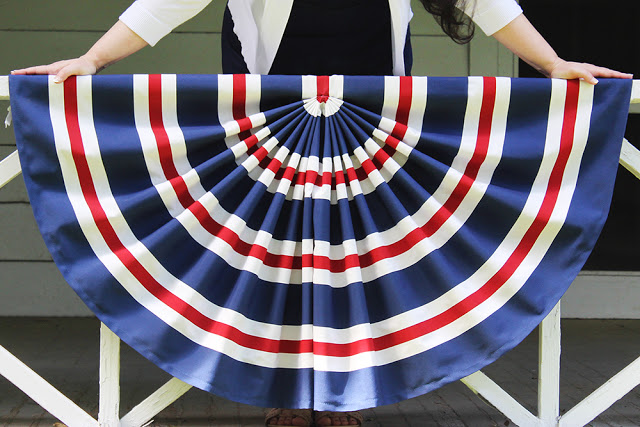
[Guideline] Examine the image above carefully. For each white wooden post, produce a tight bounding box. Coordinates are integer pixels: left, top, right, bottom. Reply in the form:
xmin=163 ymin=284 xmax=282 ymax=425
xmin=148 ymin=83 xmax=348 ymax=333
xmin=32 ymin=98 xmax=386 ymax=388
xmin=0 ymin=75 xmax=7 ymax=98
xmin=99 ymin=323 xmax=121 ymax=426
xmin=538 ymin=302 xmax=561 ymax=425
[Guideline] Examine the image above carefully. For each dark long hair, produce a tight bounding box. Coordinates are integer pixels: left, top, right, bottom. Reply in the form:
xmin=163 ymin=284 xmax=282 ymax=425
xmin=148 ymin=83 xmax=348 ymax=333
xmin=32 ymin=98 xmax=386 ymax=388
xmin=418 ymin=0 xmax=475 ymax=44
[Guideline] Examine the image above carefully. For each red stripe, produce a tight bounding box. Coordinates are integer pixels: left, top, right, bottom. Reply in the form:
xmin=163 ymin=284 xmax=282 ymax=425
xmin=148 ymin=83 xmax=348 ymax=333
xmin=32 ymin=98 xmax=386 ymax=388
xmin=316 ymin=76 xmax=330 ymax=103
xmin=282 ymin=165 xmax=296 ymax=182
xmin=375 ymin=77 xmax=413 ymax=163
xmin=148 ymin=75 xmax=192 ymax=209
xmin=232 ymin=74 xmax=253 ymax=143
xmin=395 ymin=76 xmax=412 ymax=127
xmin=232 ymin=75 xmax=246 ymax=122
xmin=420 ymin=76 xmax=495 ymax=237
xmin=267 ymin=157 xmax=283 ymax=174
xmin=244 ymin=134 xmax=260 ymax=151
xmin=236 ymin=117 xmax=253 ymax=133
xmin=372 ymin=146 xmax=391 ymax=171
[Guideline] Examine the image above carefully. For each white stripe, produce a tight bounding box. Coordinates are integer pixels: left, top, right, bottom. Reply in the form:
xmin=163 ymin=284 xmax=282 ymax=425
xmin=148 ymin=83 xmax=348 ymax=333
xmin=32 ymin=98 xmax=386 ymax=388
xmin=220 ymin=75 xmax=264 ymax=165
xmin=407 ymin=76 xmax=427 ymax=146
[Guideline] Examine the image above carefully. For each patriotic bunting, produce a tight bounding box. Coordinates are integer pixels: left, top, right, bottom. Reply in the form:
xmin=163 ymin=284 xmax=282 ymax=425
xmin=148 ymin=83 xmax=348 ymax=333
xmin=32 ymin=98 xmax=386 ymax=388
xmin=9 ymin=74 xmax=631 ymax=410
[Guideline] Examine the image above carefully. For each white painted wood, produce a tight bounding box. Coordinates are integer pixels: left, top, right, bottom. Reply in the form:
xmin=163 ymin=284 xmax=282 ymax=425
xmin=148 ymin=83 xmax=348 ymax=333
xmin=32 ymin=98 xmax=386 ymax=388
xmin=620 ymin=138 xmax=640 ymax=180
xmin=0 ymin=150 xmax=21 ymax=189
xmin=461 ymin=371 xmax=541 ymax=427
xmin=120 ymin=377 xmax=193 ymax=427
xmin=630 ymin=80 xmax=640 ymax=113
xmin=0 ymin=75 xmax=8 ymax=99
xmin=631 ymin=80 xmax=640 ymax=103
xmin=564 ymin=271 xmax=640 ymax=319
xmin=0 ymin=343 xmax=98 ymax=427
xmin=538 ymin=303 xmax=561 ymax=425
xmin=99 ymin=323 xmax=121 ymax=427
xmin=558 ymin=354 xmax=640 ymax=427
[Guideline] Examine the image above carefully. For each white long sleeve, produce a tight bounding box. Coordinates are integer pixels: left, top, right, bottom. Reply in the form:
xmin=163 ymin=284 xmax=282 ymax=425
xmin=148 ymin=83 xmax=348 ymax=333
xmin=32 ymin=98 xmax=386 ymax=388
xmin=457 ymin=0 xmax=523 ymax=35
xmin=119 ymin=0 xmax=212 ymax=46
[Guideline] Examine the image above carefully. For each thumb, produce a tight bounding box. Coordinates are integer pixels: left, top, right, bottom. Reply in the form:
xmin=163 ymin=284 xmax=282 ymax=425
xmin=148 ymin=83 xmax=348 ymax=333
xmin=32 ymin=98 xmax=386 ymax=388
xmin=53 ymin=66 xmax=74 ymax=84
xmin=52 ymin=58 xmax=95 ymax=83
xmin=568 ymin=67 xmax=599 ymax=85
xmin=581 ymin=71 xmax=599 ymax=85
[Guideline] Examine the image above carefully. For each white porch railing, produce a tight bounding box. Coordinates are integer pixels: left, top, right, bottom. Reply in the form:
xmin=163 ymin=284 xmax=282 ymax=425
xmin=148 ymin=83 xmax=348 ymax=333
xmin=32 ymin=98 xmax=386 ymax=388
xmin=1 ymin=75 xmax=639 ymax=427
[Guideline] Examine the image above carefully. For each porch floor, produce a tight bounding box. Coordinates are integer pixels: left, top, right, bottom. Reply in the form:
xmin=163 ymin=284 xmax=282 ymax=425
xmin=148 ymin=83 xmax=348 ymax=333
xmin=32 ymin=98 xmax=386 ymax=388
xmin=0 ymin=318 xmax=639 ymax=426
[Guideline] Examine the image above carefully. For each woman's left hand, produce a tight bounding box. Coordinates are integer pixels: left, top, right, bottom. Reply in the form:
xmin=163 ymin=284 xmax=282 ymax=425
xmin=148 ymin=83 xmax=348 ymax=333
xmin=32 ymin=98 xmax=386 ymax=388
xmin=547 ymin=58 xmax=633 ymax=85
xmin=493 ymin=15 xmax=633 ymax=85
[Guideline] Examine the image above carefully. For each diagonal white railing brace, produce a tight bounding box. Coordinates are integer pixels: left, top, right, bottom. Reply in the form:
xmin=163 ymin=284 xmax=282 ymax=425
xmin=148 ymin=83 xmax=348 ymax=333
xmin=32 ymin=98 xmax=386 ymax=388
xmin=0 ymin=77 xmax=639 ymax=426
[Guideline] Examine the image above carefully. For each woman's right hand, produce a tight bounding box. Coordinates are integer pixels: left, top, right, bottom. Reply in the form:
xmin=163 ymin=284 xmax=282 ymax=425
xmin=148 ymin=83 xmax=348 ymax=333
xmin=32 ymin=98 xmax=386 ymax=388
xmin=11 ymin=21 xmax=148 ymax=83
xmin=11 ymin=55 xmax=100 ymax=83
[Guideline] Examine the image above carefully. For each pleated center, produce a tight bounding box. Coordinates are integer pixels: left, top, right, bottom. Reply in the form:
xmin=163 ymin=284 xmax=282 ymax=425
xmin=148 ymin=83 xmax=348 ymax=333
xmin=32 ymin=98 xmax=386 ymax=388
xmin=303 ymin=75 xmax=344 ymax=117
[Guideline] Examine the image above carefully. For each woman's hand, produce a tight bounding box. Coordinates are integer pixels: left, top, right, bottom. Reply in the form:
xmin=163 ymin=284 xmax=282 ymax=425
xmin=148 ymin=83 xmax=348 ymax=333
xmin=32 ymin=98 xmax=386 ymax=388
xmin=493 ymin=15 xmax=633 ymax=85
xmin=545 ymin=58 xmax=633 ymax=85
xmin=12 ymin=55 xmax=100 ymax=83
xmin=10 ymin=21 xmax=147 ymax=83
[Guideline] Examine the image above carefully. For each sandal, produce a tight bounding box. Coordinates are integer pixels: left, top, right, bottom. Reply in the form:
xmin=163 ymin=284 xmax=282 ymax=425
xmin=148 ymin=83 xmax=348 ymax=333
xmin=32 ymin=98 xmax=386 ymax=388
xmin=314 ymin=410 xmax=364 ymax=426
xmin=265 ymin=408 xmax=313 ymax=426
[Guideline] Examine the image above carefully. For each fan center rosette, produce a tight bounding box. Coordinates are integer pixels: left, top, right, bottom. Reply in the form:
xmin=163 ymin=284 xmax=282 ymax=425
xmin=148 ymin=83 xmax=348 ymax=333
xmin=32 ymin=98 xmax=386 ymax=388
xmin=302 ymin=75 xmax=344 ymax=117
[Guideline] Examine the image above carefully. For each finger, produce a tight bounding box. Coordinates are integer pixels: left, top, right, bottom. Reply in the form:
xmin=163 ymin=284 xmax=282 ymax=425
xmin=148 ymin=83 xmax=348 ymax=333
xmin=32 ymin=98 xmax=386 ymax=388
xmin=591 ymin=67 xmax=633 ymax=79
xmin=11 ymin=65 xmax=54 ymax=75
xmin=12 ymin=61 xmax=69 ymax=76
xmin=580 ymin=63 xmax=633 ymax=80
